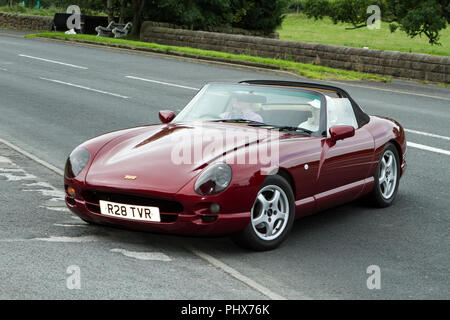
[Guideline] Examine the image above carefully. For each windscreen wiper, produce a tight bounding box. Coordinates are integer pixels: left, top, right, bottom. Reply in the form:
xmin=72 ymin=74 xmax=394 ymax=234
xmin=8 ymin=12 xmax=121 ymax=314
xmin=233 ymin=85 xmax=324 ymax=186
xmin=211 ymin=119 xmax=269 ymax=126
xmin=274 ymin=126 xmax=313 ymax=135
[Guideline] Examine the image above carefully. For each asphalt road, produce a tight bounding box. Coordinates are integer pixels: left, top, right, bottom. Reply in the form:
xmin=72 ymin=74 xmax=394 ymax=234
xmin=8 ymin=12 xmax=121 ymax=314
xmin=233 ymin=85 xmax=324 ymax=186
xmin=0 ymin=33 xmax=449 ymax=300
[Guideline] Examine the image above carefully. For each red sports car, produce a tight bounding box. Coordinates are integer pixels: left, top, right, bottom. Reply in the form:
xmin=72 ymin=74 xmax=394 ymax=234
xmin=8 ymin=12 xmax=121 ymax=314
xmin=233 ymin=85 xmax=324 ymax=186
xmin=64 ymin=80 xmax=407 ymax=250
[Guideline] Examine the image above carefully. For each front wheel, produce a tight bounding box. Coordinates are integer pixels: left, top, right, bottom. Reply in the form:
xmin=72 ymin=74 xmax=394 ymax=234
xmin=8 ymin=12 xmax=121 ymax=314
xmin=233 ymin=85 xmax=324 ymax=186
xmin=231 ymin=175 xmax=295 ymax=251
xmin=369 ymin=143 xmax=400 ymax=208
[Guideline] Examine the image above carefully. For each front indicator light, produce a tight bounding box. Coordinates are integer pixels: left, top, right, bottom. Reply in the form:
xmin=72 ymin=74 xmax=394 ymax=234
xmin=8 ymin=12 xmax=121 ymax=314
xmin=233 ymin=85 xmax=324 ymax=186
xmin=67 ymin=186 xmax=76 ymax=197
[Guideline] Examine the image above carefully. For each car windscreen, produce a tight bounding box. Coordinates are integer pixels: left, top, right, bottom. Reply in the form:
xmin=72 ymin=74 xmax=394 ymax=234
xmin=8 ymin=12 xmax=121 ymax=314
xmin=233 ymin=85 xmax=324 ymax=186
xmin=173 ymin=84 xmax=323 ymax=131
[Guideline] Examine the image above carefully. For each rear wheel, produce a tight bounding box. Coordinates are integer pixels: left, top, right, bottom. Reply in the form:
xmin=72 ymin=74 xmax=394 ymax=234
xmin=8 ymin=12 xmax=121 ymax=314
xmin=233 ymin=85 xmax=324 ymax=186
xmin=369 ymin=143 xmax=400 ymax=207
xmin=232 ymin=175 xmax=295 ymax=251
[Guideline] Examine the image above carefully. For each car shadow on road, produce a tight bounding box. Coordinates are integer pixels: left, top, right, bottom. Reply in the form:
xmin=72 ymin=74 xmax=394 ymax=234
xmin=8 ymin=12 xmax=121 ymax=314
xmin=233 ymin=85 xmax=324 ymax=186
xmin=71 ymin=192 xmax=410 ymax=258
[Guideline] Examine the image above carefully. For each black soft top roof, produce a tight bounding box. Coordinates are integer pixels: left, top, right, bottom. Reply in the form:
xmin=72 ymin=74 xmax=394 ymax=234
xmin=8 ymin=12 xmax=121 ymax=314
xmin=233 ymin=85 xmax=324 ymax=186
xmin=239 ymin=80 xmax=370 ymax=128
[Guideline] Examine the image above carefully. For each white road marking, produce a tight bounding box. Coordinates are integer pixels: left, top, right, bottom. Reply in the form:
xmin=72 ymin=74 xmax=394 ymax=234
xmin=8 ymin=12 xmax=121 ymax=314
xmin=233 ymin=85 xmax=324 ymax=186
xmin=0 ymin=235 xmax=99 ymax=242
xmin=405 ymin=129 xmax=450 ymax=141
xmin=0 ymin=156 xmax=13 ymax=163
xmin=44 ymin=206 xmax=70 ymax=212
xmin=125 ymin=76 xmax=199 ymax=91
xmin=22 ymin=188 xmax=65 ymax=202
xmin=22 ymin=181 xmax=65 ymax=202
xmin=0 ymin=168 xmax=37 ymax=181
xmin=185 ymin=245 xmax=291 ymax=300
xmin=40 ymin=77 xmax=129 ymax=99
xmin=0 ymin=155 xmax=65 ymax=206
xmin=54 ymin=223 xmax=87 ymax=227
xmin=18 ymin=54 xmax=88 ymax=69
xmin=32 ymin=235 xmax=99 ymax=242
xmin=0 ymin=67 xmax=7 ymax=71
xmin=328 ymin=80 xmax=450 ymax=102
xmin=0 ymin=137 xmax=63 ymax=176
xmin=408 ymin=142 xmax=450 ymax=156
xmin=110 ymin=248 xmax=172 ymax=261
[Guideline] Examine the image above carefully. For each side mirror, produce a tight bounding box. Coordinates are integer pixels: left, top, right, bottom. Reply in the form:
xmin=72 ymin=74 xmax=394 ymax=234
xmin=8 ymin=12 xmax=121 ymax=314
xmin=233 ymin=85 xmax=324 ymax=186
xmin=158 ymin=110 xmax=176 ymax=124
xmin=329 ymin=125 xmax=355 ymax=142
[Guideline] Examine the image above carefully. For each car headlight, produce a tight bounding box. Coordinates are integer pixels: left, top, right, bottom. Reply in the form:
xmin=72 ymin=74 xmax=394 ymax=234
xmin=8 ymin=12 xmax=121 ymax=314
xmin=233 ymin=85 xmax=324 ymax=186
xmin=64 ymin=147 xmax=90 ymax=178
xmin=194 ymin=163 xmax=232 ymax=196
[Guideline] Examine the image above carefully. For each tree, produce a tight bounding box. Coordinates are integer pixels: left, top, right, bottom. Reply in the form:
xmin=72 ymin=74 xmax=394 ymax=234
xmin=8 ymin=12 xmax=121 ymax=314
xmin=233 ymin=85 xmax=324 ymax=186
xmin=119 ymin=0 xmax=128 ymax=23
xmin=303 ymin=0 xmax=449 ymax=45
xmin=231 ymin=0 xmax=289 ymax=33
xmin=130 ymin=0 xmax=145 ymax=35
xmin=330 ymin=0 xmax=376 ymax=29
xmin=107 ymin=0 xmax=114 ymax=22
xmin=385 ymin=0 xmax=449 ymax=45
xmin=302 ymin=0 xmax=332 ymax=20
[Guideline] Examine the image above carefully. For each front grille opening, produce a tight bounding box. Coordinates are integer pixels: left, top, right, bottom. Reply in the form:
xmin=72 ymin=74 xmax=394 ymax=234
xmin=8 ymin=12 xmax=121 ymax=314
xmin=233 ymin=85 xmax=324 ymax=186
xmin=86 ymin=203 xmax=100 ymax=213
xmin=82 ymin=190 xmax=184 ymax=213
xmin=66 ymin=197 xmax=76 ymax=206
xmin=200 ymin=215 xmax=218 ymax=223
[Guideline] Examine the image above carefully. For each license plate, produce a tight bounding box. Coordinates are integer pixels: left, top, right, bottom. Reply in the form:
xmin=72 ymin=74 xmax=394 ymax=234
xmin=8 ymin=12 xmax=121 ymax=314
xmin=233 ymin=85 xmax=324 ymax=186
xmin=99 ymin=200 xmax=161 ymax=222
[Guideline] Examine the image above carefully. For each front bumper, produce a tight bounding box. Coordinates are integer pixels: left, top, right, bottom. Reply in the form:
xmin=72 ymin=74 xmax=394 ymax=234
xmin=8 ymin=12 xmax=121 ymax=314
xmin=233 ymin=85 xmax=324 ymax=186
xmin=66 ymin=195 xmax=251 ymax=236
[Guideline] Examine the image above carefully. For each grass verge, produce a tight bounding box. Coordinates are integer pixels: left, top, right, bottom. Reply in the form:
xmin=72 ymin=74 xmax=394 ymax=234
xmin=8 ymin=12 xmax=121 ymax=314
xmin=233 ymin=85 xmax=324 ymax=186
xmin=278 ymin=13 xmax=450 ymax=57
xmin=25 ymin=32 xmax=390 ymax=82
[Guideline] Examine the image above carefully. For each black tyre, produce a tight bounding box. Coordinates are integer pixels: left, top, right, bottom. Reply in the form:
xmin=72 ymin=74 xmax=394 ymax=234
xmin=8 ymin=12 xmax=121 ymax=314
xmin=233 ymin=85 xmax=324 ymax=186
xmin=369 ymin=143 xmax=400 ymax=208
xmin=231 ymin=175 xmax=295 ymax=251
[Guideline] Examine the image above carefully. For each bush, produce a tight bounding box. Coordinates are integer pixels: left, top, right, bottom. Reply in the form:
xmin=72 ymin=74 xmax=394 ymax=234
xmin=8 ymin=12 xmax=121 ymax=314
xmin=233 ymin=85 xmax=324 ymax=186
xmin=232 ymin=0 xmax=289 ymax=33
xmin=287 ymin=0 xmax=305 ymax=13
xmin=303 ymin=0 xmax=332 ymax=20
xmin=147 ymin=0 xmax=232 ymax=30
xmin=330 ymin=0 xmax=375 ymax=28
xmin=300 ymin=0 xmax=448 ymax=45
xmin=389 ymin=22 xmax=399 ymax=33
xmin=386 ymin=0 xmax=449 ymax=45
xmin=147 ymin=0 xmax=287 ymax=33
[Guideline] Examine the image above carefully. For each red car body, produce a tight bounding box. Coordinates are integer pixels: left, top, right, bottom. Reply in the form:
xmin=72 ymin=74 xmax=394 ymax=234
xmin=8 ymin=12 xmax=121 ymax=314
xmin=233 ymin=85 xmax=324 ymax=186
xmin=64 ymin=81 xmax=407 ymax=236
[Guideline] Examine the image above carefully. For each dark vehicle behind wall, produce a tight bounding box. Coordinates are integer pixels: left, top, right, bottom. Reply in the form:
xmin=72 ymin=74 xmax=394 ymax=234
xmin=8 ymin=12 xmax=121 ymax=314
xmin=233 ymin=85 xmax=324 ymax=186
xmin=52 ymin=13 xmax=108 ymax=34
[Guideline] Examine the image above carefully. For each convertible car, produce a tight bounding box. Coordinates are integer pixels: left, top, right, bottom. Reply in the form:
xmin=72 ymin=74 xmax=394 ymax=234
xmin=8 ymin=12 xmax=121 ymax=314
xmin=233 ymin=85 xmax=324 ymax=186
xmin=64 ymin=80 xmax=407 ymax=250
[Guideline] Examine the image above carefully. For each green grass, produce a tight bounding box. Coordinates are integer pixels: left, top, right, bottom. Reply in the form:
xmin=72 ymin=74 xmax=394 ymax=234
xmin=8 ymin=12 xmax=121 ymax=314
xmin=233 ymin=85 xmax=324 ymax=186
xmin=278 ymin=13 xmax=450 ymax=56
xmin=0 ymin=5 xmax=105 ymax=17
xmin=25 ymin=32 xmax=390 ymax=82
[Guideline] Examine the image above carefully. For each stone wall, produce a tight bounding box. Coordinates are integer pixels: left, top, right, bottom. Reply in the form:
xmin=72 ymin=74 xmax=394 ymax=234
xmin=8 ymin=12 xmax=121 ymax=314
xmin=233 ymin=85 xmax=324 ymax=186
xmin=141 ymin=22 xmax=450 ymax=83
xmin=144 ymin=21 xmax=279 ymax=39
xmin=0 ymin=12 xmax=53 ymax=31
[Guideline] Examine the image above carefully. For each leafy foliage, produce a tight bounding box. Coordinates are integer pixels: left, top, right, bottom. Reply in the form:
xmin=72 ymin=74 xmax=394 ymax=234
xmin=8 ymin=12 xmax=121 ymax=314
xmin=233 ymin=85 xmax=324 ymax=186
xmin=147 ymin=0 xmax=233 ymax=30
xmin=329 ymin=0 xmax=375 ymax=28
xmin=302 ymin=0 xmax=332 ymax=20
xmin=147 ymin=0 xmax=288 ymax=33
xmin=230 ymin=0 xmax=289 ymax=33
xmin=302 ymin=0 xmax=449 ymax=45
xmin=385 ymin=0 xmax=449 ymax=45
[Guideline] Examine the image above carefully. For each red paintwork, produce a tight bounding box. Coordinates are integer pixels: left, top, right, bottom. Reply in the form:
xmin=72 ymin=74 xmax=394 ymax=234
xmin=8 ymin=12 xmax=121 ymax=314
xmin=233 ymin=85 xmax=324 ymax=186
xmin=158 ymin=110 xmax=176 ymax=124
xmin=64 ymin=115 xmax=407 ymax=236
xmin=329 ymin=125 xmax=355 ymax=142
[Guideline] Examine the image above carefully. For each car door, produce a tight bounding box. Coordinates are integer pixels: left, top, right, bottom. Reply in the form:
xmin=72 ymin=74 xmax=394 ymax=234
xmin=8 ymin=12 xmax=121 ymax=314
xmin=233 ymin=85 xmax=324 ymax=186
xmin=315 ymin=98 xmax=375 ymax=211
